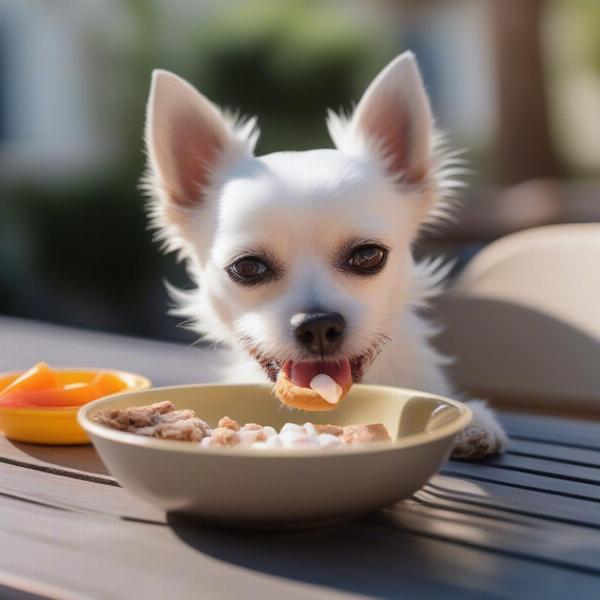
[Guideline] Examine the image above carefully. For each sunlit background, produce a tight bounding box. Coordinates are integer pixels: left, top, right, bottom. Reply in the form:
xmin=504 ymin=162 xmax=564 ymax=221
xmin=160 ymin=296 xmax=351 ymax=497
xmin=1 ymin=0 xmax=599 ymax=342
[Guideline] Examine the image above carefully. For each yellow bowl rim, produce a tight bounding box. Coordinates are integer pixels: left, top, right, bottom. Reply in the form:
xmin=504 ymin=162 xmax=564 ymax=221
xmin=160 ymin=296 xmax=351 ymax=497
xmin=78 ymin=382 xmax=472 ymax=458
xmin=0 ymin=368 xmax=152 ymax=417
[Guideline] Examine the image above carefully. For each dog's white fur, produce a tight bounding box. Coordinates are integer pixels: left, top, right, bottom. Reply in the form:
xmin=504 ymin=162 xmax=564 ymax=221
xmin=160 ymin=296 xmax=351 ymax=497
xmin=142 ymin=52 xmax=507 ymax=458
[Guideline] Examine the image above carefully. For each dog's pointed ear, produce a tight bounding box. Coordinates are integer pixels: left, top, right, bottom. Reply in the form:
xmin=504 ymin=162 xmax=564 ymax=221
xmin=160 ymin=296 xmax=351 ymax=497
xmin=328 ymin=52 xmax=433 ymax=186
xmin=145 ymin=70 xmax=258 ymax=209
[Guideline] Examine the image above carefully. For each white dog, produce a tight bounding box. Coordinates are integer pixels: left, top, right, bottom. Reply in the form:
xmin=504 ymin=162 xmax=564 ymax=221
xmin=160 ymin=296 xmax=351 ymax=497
xmin=142 ymin=52 xmax=506 ymax=458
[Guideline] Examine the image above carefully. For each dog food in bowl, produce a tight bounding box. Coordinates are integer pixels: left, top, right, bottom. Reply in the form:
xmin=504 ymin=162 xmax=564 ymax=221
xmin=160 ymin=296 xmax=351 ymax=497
xmin=93 ymin=400 xmax=391 ymax=449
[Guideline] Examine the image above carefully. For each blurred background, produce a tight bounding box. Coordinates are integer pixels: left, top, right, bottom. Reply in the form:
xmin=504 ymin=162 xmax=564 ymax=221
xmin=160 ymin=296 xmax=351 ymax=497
xmin=1 ymin=0 xmax=599 ymax=343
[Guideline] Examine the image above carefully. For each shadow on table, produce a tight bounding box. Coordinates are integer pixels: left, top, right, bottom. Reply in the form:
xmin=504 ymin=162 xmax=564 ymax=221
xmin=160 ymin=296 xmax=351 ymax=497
xmin=10 ymin=441 xmax=112 ymax=476
xmin=166 ymin=512 xmax=479 ymax=600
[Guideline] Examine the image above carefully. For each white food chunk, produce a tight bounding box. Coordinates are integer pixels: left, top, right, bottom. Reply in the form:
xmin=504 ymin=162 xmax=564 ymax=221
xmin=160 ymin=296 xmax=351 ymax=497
xmin=251 ymin=441 xmax=269 ymax=449
xmin=262 ymin=426 xmax=277 ymax=438
xmin=319 ymin=433 xmax=344 ymax=448
xmin=264 ymin=434 xmax=283 ymax=448
xmin=292 ymin=435 xmax=320 ymax=448
xmin=238 ymin=429 xmax=262 ymax=446
xmin=309 ymin=373 xmax=342 ymax=404
xmin=303 ymin=422 xmax=318 ymax=437
xmin=279 ymin=430 xmax=308 ymax=447
xmin=281 ymin=423 xmax=306 ymax=434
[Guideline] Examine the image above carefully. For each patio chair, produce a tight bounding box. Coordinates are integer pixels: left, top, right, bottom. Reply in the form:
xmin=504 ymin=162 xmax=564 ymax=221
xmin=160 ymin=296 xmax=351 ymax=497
xmin=433 ymin=223 xmax=600 ymax=417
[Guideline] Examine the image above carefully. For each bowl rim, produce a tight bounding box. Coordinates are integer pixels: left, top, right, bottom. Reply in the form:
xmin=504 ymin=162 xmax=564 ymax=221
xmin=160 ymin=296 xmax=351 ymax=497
xmin=78 ymin=382 xmax=472 ymax=458
xmin=0 ymin=368 xmax=152 ymax=416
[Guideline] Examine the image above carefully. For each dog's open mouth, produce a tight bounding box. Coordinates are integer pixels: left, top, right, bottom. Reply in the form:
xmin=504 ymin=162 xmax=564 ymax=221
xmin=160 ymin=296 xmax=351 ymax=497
xmin=282 ymin=358 xmax=352 ymax=390
xmin=250 ymin=348 xmax=373 ymax=411
xmin=252 ymin=352 xmax=368 ymax=386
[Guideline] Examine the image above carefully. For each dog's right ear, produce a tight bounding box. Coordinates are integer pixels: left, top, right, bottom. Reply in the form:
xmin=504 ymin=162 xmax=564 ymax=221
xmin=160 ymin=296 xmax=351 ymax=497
xmin=144 ymin=70 xmax=258 ymax=212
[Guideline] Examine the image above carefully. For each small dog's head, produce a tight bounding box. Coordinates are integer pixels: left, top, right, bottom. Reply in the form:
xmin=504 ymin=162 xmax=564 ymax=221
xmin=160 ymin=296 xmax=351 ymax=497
xmin=143 ymin=52 xmax=453 ymax=389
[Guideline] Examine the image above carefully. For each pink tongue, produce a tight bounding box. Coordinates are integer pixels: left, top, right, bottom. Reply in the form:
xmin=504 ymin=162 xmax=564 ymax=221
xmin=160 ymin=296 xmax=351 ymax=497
xmin=287 ymin=358 xmax=352 ymax=390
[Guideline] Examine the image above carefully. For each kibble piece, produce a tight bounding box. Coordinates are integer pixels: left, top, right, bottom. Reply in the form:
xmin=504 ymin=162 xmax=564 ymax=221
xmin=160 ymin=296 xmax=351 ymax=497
xmin=242 ymin=423 xmax=262 ymax=431
xmin=314 ymin=424 xmax=344 ymax=437
xmin=93 ymin=401 xmax=210 ymax=442
xmin=154 ymin=418 xmax=209 ymax=442
xmin=210 ymin=427 xmax=241 ymax=447
xmin=218 ymin=416 xmax=240 ymax=431
xmin=131 ymin=425 xmax=158 ymax=438
xmin=158 ymin=409 xmax=197 ymax=424
xmin=93 ymin=400 xmax=175 ymax=430
xmin=342 ymin=423 xmax=391 ymax=444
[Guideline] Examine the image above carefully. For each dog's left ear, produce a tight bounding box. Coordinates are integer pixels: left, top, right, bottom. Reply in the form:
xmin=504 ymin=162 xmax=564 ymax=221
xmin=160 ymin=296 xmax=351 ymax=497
xmin=328 ymin=51 xmax=436 ymax=199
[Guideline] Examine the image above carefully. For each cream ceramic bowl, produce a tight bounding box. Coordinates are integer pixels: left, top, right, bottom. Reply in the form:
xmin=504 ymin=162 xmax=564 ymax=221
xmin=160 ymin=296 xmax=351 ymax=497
xmin=79 ymin=383 xmax=471 ymax=527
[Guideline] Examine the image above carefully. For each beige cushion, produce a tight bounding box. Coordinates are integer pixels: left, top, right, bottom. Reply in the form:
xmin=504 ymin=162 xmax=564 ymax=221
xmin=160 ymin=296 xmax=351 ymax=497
xmin=434 ymin=224 xmax=600 ymax=412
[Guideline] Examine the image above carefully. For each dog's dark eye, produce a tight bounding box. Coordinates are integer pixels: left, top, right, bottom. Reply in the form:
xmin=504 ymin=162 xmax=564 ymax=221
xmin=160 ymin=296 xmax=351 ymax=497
xmin=228 ymin=257 xmax=271 ymax=284
xmin=347 ymin=245 xmax=387 ymax=274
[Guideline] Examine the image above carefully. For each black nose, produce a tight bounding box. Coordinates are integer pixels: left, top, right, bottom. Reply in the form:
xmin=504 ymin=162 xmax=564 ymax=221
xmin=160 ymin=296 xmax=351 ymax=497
xmin=291 ymin=312 xmax=346 ymax=355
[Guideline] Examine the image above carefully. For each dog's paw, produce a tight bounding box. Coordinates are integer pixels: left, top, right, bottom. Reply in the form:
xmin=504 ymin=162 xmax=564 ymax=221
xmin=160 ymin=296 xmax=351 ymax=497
xmin=452 ymin=400 xmax=507 ymax=459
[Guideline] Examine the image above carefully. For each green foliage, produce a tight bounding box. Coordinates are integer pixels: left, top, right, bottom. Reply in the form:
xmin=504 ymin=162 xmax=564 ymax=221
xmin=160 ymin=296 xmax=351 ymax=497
xmin=184 ymin=1 xmax=391 ymax=152
xmin=563 ymin=0 xmax=600 ymax=71
xmin=1 ymin=174 xmax=188 ymax=338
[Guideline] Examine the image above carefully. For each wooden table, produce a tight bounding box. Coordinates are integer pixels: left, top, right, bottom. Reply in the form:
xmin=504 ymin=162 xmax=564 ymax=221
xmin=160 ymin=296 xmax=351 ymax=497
xmin=1 ymin=316 xmax=600 ymax=600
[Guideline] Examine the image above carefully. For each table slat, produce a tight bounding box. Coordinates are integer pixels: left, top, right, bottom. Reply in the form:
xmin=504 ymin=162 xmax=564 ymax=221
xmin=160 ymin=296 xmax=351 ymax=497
xmin=501 ymin=413 xmax=600 ymax=451
xmin=427 ymin=475 xmax=600 ymax=528
xmin=0 ymin=316 xmax=220 ymax=387
xmin=443 ymin=462 xmax=600 ymax=502
xmin=2 ymin=493 xmax=599 ymax=600
xmin=507 ymin=439 xmax=600 ymax=467
xmin=466 ymin=454 xmax=600 ymax=485
xmin=3 ymin=317 xmax=600 ymax=599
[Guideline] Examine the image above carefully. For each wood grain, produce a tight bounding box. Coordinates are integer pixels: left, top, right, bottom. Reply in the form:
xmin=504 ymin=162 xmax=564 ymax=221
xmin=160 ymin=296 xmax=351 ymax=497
xmin=2 ymin=318 xmax=600 ymax=598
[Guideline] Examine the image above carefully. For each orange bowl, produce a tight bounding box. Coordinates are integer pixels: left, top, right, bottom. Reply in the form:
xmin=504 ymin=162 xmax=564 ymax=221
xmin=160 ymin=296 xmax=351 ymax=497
xmin=0 ymin=368 xmax=151 ymax=445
